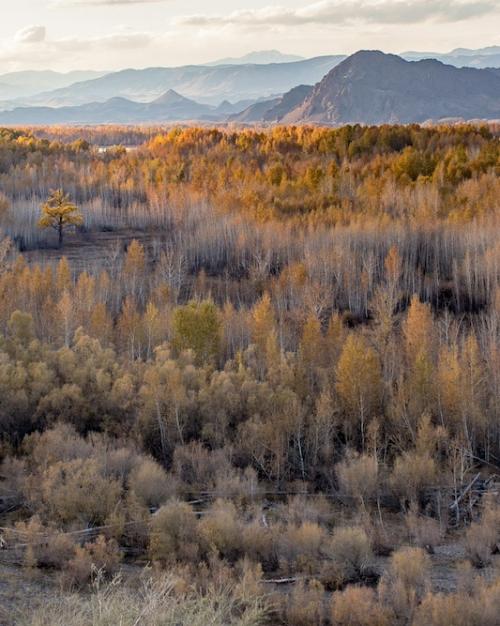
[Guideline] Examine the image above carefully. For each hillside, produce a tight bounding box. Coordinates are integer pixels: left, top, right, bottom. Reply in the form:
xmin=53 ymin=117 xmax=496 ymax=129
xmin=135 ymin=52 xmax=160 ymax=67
xmin=229 ymin=84 xmax=313 ymax=123
xmin=282 ymin=51 xmax=500 ymax=124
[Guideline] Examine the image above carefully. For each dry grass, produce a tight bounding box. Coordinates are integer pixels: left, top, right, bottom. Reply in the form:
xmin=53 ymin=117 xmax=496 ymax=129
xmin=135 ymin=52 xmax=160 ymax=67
xmin=16 ymin=572 xmax=269 ymax=626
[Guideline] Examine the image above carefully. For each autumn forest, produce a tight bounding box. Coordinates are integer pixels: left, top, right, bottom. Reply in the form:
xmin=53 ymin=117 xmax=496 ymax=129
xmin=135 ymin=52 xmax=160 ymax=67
xmin=1 ymin=123 xmax=500 ymax=625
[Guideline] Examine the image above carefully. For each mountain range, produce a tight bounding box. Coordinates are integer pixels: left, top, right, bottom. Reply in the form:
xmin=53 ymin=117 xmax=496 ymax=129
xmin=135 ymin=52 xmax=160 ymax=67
xmin=401 ymin=46 xmax=500 ymax=69
xmin=0 ymin=70 xmax=106 ymax=101
xmin=1 ymin=56 xmax=344 ymax=109
xmin=1 ymin=45 xmax=499 ymax=113
xmin=281 ymin=51 xmax=500 ymax=125
xmin=0 ymin=50 xmax=499 ymax=126
xmin=205 ymin=50 xmax=304 ymax=66
xmin=229 ymin=51 xmax=500 ymax=125
xmin=0 ymin=90 xmax=225 ymax=125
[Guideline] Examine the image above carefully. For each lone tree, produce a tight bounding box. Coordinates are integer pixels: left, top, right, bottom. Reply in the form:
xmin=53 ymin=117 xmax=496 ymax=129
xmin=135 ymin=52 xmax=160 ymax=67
xmin=38 ymin=189 xmax=83 ymax=248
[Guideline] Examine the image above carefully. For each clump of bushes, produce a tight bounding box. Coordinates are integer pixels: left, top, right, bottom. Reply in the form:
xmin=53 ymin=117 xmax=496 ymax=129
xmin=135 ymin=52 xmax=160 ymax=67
xmin=465 ymin=502 xmax=500 ymax=567
xmin=322 ymin=526 xmax=374 ymax=587
xmin=378 ymin=546 xmax=431 ymax=622
xmin=331 ymin=586 xmax=392 ymax=626
xmin=61 ymin=535 xmax=121 ymax=590
xmin=128 ymin=457 xmax=178 ymax=510
xmin=277 ymin=579 xmax=326 ymax=626
xmin=277 ymin=522 xmax=327 ymax=574
xmin=149 ymin=500 xmax=201 ymax=564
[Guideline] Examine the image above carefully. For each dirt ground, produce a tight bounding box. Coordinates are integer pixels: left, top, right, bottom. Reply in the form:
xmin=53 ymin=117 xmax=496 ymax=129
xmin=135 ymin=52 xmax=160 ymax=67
xmin=21 ymin=229 xmax=155 ymax=273
xmin=0 ymin=564 xmax=58 ymax=625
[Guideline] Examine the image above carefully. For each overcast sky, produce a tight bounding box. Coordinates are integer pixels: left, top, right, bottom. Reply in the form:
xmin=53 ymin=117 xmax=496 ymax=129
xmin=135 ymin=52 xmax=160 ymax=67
xmin=1 ymin=0 xmax=499 ymax=72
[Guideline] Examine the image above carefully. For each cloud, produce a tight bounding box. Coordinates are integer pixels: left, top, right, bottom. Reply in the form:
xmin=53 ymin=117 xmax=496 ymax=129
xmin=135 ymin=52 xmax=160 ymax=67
xmin=176 ymin=0 xmax=499 ymax=28
xmin=52 ymin=0 xmax=168 ymax=5
xmin=0 ymin=26 xmax=157 ymax=72
xmin=14 ymin=25 xmax=47 ymax=43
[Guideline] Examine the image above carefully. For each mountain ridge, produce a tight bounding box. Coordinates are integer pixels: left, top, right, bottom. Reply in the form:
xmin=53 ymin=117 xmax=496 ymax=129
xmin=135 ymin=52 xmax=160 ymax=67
xmin=206 ymin=50 xmax=304 ymax=66
xmin=279 ymin=51 xmax=500 ymax=125
xmin=1 ymin=51 xmax=499 ymax=126
xmin=0 ymin=90 xmax=218 ymax=125
xmin=2 ymin=56 xmax=344 ymax=109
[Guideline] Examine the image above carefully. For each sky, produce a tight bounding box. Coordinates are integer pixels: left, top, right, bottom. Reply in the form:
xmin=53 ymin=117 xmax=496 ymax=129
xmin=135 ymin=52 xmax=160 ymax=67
xmin=0 ymin=0 xmax=499 ymax=72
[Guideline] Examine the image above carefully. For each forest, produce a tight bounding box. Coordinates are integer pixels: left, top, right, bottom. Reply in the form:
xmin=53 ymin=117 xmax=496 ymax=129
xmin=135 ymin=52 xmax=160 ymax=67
xmin=0 ymin=123 xmax=500 ymax=625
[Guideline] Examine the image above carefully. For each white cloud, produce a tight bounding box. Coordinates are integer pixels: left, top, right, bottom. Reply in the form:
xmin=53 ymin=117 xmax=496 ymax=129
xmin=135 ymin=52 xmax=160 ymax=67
xmin=0 ymin=26 xmax=158 ymax=72
xmin=52 ymin=0 xmax=169 ymax=5
xmin=176 ymin=0 xmax=499 ymax=28
xmin=0 ymin=1 xmax=498 ymax=72
xmin=14 ymin=25 xmax=47 ymax=43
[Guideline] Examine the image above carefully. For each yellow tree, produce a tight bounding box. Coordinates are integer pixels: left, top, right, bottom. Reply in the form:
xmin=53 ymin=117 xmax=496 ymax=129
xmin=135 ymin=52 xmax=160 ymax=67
xmin=403 ymin=295 xmax=435 ymax=366
xmin=402 ymin=295 xmax=436 ymax=420
xmin=142 ymin=301 xmax=165 ymax=360
xmin=250 ymin=292 xmax=276 ymax=354
xmin=56 ymin=257 xmax=72 ymax=294
xmin=57 ymin=290 xmax=74 ymax=348
xmin=171 ymin=300 xmax=220 ymax=365
xmin=335 ymin=333 xmax=383 ymax=451
xmin=38 ymin=190 xmax=83 ymax=248
xmin=123 ymin=239 xmax=146 ymax=301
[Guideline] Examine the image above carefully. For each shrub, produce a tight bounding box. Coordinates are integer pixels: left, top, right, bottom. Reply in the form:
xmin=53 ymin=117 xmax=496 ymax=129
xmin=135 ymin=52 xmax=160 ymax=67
xmin=336 ymin=452 xmax=379 ymax=509
xmin=199 ymin=499 xmax=243 ymax=562
xmin=465 ymin=519 xmax=497 ymax=568
xmin=405 ymin=509 xmax=442 ymax=554
xmin=324 ymin=527 xmax=373 ymax=585
xmin=173 ymin=442 xmax=230 ymax=489
xmin=101 ymin=446 xmax=140 ymax=483
xmin=278 ymin=522 xmax=327 ymax=574
xmin=149 ymin=500 xmax=200 ymax=564
xmin=214 ymin=465 xmax=261 ymax=502
xmin=241 ymin=518 xmax=277 ymax=571
xmin=8 ymin=516 xmax=76 ymax=570
xmin=0 ymin=456 xmax=27 ymax=509
xmin=413 ymin=592 xmax=473 ymax=626
xmin=331 ymin=586 xmax=392 ymax=626
xmin=128 ymin=457 xmax=178 ymax=510
xmin=30 ymin=458 xmax=122 ymax=526
xmin=278 ymin=579 xmax=326 ymax=626
xmin=24 ymin=423 xmax=93 ymax=469
xmin=390 ymin=452 xmax=437 ymax=506
xmin=378 ymin=546 xmax=430 ymax=622
xmin=362 ymin=515 xmax=399 ymax=557
xmin=61 ymin=535 xmax=121 ymax=590
xmin=277 ymin=495 xmax=333 ymax=526
xmin=413 ymin=576 xmax=500 ymax=626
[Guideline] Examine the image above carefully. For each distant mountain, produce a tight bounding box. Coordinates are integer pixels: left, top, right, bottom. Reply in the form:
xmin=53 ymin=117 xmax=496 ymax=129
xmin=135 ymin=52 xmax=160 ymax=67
xmin=279 ymin=51 xmax=500 ymax=125
xmin=0 ymin=70 xmax=106 ymax=100
xmin=228 ymin=97 xmax=282 ymax=124
xmin=206 ymin=50 xmax=304 ymax=66
xmin=449 ymin=45 xmax=500 ymax=56
xmin=215 ymin=99 xmax=259 ymax=115
xmin=4 ymin=56 xmax=345 ymax=109
xmin=402 ymin=46 xmax=500 ymax=69
xmin=229 ymin=85 xmax=313 ymax=124
xmin=0 ymin=90 xmax=219 ymax=125
xmin=3 ymin=50 xmax=498 ymax=126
